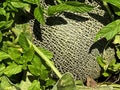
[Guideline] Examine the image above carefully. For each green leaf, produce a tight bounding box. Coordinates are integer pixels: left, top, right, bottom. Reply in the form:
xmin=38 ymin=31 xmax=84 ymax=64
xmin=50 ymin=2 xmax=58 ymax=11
xmin=48 ymin=1 xmax=93 ymax=16
xmin=0 ymin=31 xmax=2 ymax=42
xmin=0 ymin=51 xmax=10 ymax=61
xmin=28 ymin=55 xmax=49 ymax=79
xmin=95 ymin=19 xmax=120 ymax=41
xmin=97 ymin=56 xmax=108 ymax=71
xmin=28 ymin=80 xmax=41 ymax=90
xmin=52 ymin=72 xmax=76 ymax=90
xmin=0 ymin=8 xmax=6 ymax=16
xmin=34 ymin=6 xmax=45 ymax=25
xmin=0 ymin=63 xmax=5 ymax=76
xmin=8 ymin=47 xmax=21 ymax=63
xmin=0 ymin=76 xmax=20 ymax=90
xmin=20 ymin=46 xmax=34 ymax=67
xmin=4 ymin=63 xmax=22 ymax=77
xmin=46 ymin=79 xmax=56 ymax=87
xmin=0 ymin=20 xmax=14 ymax=30
xmin=11 ymin=1 xmax=30 ymax=9
xmin=18 ymin=32 xmax=29 ymax=51
xmin=102 ymin=72 xmax=110 ymax=77
xmin=104 ymin=0 xmax=120 ymax=9
xmin=113 ymin=34 xmax=120 ymax=44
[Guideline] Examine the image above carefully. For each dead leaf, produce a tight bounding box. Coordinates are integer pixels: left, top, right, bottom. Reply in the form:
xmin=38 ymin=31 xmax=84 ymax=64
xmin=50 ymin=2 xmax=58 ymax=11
xmin=86 ymin=76 xmax=97 ymax=88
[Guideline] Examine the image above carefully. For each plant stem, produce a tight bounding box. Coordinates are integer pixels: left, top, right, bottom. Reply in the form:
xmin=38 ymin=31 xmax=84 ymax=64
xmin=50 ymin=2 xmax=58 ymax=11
xmin=27 ymin=39 xmax=62 ymax=78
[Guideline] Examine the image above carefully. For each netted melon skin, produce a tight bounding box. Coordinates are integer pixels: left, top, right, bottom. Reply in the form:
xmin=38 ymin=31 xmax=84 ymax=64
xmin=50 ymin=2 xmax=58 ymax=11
xmin=31 ymin=0 xmax=114 ymax=81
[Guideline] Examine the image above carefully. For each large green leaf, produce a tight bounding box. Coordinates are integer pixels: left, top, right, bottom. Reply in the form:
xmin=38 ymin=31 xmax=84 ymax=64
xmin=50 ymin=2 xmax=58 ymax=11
xmin=28 ymin=80 xmax=41 ymax=90
xmin=0 ymin=51 xmax=10 ymax=61
xmin=4 ymin=63 xmax=22 ymax=77
xmin=48 ymin=1 xmax=93 ymax=16
xmin=104 ymin=0 xmax=120 ymax=9
xmin=95 ymin=19 xmax=120 ymax=41
xmin=34 ymin=6 xmax=45 ymax=25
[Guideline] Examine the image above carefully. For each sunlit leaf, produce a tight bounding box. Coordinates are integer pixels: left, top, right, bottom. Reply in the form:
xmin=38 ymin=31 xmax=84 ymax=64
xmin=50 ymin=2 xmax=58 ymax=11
xmin=113 ymin=34 xmax=120 ymax=44
xmin=0 ymin=64 xmax=5 ymax=76
xmin=0 ymin=20 xmax=14 ymax=30
xmin=48 ymin=1 xmax=93 ymax=16
xmin=95 ymin=19 xmax=120 ymax=41
xmin=11 ymin=2 xmax=30 ymax=9
xmin=0 ymin=8 xmax=6 ymax=16
xmin=4 ymin=63 xmax=22 ymax=77
xmin=0 ymin=51 xmax=10 ymax=61
xmin=28 ymin=80 xmax=41 ymax=90
xmin=34 ymin=6 xmax=45 ymax=25
xmin=18 ymin=32 xmax=29 ymax=51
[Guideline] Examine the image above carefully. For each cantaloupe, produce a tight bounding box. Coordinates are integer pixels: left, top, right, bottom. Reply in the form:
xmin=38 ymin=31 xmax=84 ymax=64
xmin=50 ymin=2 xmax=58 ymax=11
xmin=31 ymin=0 xmax=115 ymax=81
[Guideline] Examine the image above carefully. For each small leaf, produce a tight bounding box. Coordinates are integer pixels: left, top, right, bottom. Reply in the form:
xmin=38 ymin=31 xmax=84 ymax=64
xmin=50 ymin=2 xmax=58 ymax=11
xmin=48 ymin=1 xmax=93 ymax=16
xmin=97 ymin=56 xmax=107 ymax=70
xmin=95 ymin=19 xmax=120 ymax=41
xmin=18 ymin=32 xmax=29 ymax=51
xmin=4 ymin=63 xmax=22 ymax=77
xmin=0 ymin=51 xmax=10 ymax=61
xmin=113 ymin=34 xmax=120 ymax=44
xmin=102 ymin=72 xmax=110 ymax=77
xmin=46 ymin=79 xmax=56 ymax=87
xmin=8 ymin=47 xmax=21 ymax=63
xmin=28 ymin=80 xmax=41 ymax=90
xmin=0 ymin=20 xmax=14 ymax=30
xmin=34 ymin=6 xmax=45 ymax=25
xmin=0 ymin=8 xmax=6 ymax=16
xmin=104 ymin=0 xmax=120 ymax=9
xmin=11 ymin=1 xmax=30 ymax=9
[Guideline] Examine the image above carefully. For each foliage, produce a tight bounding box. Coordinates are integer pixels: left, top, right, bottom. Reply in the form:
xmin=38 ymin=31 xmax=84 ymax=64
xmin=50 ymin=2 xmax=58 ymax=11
xmin=95 ymin=0 xmax=120 ymax=78
xmin=0 ymin=0 xmax=120 ymax=89
xmin=0 ymin=0 xmax=95 ymax=89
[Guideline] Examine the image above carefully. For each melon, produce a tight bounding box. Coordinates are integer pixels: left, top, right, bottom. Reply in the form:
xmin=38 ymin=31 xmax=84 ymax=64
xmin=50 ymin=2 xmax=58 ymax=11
xmin=30 ymin=0 xmax=115 ymax=81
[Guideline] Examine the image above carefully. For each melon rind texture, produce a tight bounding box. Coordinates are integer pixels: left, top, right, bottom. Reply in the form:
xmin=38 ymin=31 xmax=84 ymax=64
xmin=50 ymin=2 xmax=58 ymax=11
xmin=31 ymin=0 xmax=115 ymax=81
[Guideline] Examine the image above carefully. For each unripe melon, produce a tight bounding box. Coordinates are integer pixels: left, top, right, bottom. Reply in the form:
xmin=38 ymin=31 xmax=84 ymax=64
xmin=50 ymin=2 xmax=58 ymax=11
xmin=31 ymin=0 xmax=115 ymax=81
